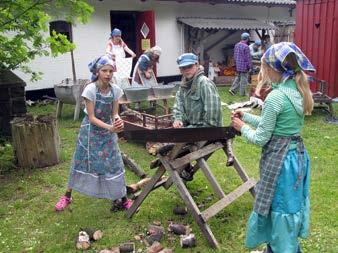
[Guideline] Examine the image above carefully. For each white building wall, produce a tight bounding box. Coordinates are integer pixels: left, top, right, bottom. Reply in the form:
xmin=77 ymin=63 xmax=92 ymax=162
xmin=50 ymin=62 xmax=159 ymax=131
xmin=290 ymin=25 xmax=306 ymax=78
xmin=15 ymin=0 xmax=293 ymax=90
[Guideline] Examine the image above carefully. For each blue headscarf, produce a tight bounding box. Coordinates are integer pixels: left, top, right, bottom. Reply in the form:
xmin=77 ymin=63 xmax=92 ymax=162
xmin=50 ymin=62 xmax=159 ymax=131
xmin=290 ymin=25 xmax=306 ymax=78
xmin=88 ymin=55 xmax=115 ymax=81
xmin=262 ymin=42 xmax=315 ymax=83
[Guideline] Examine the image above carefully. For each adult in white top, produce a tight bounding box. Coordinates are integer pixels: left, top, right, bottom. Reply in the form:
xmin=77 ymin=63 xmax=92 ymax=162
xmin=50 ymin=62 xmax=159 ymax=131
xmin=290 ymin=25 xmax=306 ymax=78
xmin=105 ymin=28 xmax=136 ymax=60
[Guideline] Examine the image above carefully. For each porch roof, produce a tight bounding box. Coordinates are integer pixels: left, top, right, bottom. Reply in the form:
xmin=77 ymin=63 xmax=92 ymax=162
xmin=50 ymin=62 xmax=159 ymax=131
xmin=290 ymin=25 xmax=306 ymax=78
xmin=177 ymin=17 xmax=276 ymax=30
xmin=157 ymin=0 xmax=296 ymax=7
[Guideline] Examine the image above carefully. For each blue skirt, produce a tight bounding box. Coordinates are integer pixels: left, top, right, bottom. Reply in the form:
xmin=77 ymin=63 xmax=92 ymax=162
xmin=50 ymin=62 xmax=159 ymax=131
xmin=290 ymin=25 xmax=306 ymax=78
xmin=246 ymin=149 xmax=310 ymax=253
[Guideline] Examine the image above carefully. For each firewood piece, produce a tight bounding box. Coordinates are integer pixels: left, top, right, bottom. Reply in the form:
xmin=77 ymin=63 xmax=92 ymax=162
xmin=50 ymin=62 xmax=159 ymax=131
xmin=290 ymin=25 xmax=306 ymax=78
xmin=147 ymin=225 xmax=165 ymax=235
xmin=180 ymin=233 xmax=196 ymax=248
xmin=150 ymin=158 xmax=161 ymax=169
xmin=157 ymin=143 xmax=175 ymax=156
xmin=147 ymin=241 xmax=164 ymax=253
xmin=110 ymin=247 xmax=120 ymax=253
xmin=93 ymin=230 xmax=103 ymax=241
xmin=100 ymin=249 xmax=116 ymax=253
xmin=127 ymin=178 xmax=152 ymax=193
xmin=80 ymin=227 xmax=103 ymax=241
xmin=158 ymin=249 xmax=173 ymax=253
xmin=122 ymin=152 xmax=147 ymax=178
xmin=172 ymin=206 xmax=188 ymax=215
xmin=168 ymin=223 xmax=190 ymax=235
xmin=119 ymin=242 xmax=135 ymax=253
xmin=75 ymin=231 xmax=91 ymax=250
xmin=145 ymin=233 xmax=163 ymax=246
xmin=145 ymin=225 xmax=165 ymax=246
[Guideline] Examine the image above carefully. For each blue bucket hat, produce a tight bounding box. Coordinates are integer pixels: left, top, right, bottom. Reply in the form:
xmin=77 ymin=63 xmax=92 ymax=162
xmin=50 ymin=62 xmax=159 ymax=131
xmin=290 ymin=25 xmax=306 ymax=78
xmin=88 ymin=55 xmax=115 ymax=81
xmin=254 ymin=40 xmax=262 ymax=46
xmin=241 ymin=32 xmax=250 ymax=40
xmin=177 ymin=53 xmax=198 ymax=67
xmin=262 ymin=42 xmax=315 ymax=82
xmin=111 ymin=28 xmax=122 ymax=37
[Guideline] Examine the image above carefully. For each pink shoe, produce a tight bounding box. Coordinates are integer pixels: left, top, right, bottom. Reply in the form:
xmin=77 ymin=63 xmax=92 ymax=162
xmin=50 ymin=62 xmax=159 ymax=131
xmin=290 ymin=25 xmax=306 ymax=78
xmin=122 ymin=199 xmax=133 ymax=210
xmin=55 ymin=196 xmax=72 ymax=211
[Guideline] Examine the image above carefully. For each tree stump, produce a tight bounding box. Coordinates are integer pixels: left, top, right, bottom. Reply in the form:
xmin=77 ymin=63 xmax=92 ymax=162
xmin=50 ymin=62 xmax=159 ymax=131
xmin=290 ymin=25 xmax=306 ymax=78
xmin=10 ymin=114 xmax=60 ymax=168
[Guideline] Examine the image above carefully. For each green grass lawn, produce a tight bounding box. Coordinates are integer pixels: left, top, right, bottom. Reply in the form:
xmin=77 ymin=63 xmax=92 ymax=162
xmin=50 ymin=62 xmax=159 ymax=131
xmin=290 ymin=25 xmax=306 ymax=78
xmin=0 ymin=87 xmax=337 ymax=253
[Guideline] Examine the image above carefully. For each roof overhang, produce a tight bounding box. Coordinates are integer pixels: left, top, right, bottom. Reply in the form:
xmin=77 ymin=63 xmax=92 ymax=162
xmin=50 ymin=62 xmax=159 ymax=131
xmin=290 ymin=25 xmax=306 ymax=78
xmin=177 ymin=17 xmax=276 ymax=30
xmin=156 ymin=0 xmax=296 ymax=8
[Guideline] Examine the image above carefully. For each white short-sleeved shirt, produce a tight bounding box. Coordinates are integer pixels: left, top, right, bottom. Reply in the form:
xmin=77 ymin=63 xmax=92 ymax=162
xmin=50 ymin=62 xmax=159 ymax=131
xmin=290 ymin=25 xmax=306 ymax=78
xmin=81 ymin=82 xmax=123 ymax=114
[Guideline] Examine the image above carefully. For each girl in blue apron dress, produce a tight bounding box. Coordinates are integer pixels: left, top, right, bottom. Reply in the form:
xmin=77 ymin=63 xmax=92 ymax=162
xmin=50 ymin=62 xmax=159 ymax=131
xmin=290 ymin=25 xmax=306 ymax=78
xmin=55 ymin=55 xmax=132 ymax=212
xmin=232 ymin=43 xmax=315 ymax=253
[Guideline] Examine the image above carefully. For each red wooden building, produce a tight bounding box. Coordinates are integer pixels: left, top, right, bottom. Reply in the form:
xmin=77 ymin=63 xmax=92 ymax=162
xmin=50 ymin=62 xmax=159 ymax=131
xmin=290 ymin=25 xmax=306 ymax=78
xmin=295 ymin=0 xmax=338 ymax=98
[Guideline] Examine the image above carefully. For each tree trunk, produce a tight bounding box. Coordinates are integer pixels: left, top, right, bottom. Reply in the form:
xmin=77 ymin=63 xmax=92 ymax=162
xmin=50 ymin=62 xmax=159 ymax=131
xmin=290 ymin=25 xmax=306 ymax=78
xmin=11 ymin=115 xmax=60 ymax=168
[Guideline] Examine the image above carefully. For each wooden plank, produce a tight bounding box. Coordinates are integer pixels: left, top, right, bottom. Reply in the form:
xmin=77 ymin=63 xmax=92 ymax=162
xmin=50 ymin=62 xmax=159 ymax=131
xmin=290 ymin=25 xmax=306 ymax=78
xmin=232 ymin=155 xmax=256 ymax=198
xmin=197 ymin=158 xmax=226 ymax=199
xmin=122 ymin=152 xmax=147 ymax=178
xmin=162 ymin=143 xmax=187 ymax=189
xmin=126 ymin=166 xmax=166 ymax=218
xmin=201 ymin=179 xmax=256 ymax=222
xmin=171 ymin=142 xmax=223 ymax=169
xmin=160 ymin=156 xmax=220 ymax=249
xmin=164 ymin=145 xmax=213 ymax=190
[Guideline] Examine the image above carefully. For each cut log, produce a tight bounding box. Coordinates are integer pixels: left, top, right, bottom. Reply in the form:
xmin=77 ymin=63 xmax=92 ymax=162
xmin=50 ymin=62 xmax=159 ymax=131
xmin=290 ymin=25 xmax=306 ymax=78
xmin=158 ymin=249 xmax=173 ymax=253
xmin=75 ymin=231 xmax=91 ymax=250
xmin=168 ymin=223 xmax=191 ymax=235
xmin=127 ymin=178 xmax=152 ymax=193
xmin=122 ymin=152 xmax=146 ymax=178
xmin=172 ymin=206 xmax=188 ymax=215
xmin=119 ymin=242 xmax=135 ymax=253
xmin=180 ymin=233 xmax=196 ymax=248
xmin=10 ymin=115 xmax=60 ymax=168
xmin=80 ymin=227 xmax=103 ymax=241
xmin=147 ymin=241 xmax=163 ymax=253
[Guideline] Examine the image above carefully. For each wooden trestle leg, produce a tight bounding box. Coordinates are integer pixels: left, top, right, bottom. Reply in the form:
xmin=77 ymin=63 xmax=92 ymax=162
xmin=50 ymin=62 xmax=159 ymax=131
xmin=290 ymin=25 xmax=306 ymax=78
xmin=126 ymin=141 xmax=256 ymax=249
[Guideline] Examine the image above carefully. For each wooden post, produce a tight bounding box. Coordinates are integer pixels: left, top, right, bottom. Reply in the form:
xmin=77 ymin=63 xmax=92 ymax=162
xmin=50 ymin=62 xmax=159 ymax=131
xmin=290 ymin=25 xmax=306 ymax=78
xmin=11 ymin=115 xmax=61 ymax=168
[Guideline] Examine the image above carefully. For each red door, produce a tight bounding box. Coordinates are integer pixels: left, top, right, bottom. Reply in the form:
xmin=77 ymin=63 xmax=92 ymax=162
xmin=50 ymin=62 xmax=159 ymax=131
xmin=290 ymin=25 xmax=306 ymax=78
xmin=136 ymin=11 xmax=157 ymax=74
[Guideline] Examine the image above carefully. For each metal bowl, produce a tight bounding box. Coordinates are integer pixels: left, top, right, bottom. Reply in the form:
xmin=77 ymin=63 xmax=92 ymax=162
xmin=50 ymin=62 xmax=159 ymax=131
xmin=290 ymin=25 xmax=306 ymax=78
xmin=54 ymin=79 xmax=88 ymax=104
xmin=123 ymin=87 xmax=151 ymax=102
xmin=151 ymin=84 xmax=176 ymax=98
xmin=166 ymin=81 xmax=181 ymax=94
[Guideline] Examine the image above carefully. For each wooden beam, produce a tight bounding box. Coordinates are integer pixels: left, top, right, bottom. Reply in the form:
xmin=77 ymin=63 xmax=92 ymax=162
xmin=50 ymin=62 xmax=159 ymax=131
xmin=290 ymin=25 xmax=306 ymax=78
xmin=232 ymin=155 xmax=256 ymax=198
xmin=170 ymin=142 xmax=223 ymax=169
xmin=201 ymin=179 xmax=256 ymax=222
xmin=160 ymin=156 xmax=220 ymax=249
xmin=197 ymin=158 xmax=226 ymax=199
xmin=126 ymin=166 xmax=166 ymax=218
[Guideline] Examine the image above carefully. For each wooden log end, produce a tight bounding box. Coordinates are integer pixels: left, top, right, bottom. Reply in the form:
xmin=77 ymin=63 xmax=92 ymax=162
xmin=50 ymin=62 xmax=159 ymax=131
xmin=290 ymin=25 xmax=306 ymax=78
xmin=180 ymin=233 xmax=196 ymax=248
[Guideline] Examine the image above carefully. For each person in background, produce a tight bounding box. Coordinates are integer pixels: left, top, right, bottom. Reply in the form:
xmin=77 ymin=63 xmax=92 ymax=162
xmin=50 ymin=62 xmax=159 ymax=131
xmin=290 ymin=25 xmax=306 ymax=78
xmin=229 ymin=32 xmax=252 ymax=96
xmin=173 ymin=53 xmax=222 ymax=180
xmin=249 ymin=40 xmax=263 ymax=60
xmin=55 ymin=55 xmax=132 ymax=213
xmin=106 ymin=28 xmax=136 ymax=60
xmin=131 ymin=45 xmax=162 ymax=86
xmin=232 ymin=42 xmax=315 ymax=253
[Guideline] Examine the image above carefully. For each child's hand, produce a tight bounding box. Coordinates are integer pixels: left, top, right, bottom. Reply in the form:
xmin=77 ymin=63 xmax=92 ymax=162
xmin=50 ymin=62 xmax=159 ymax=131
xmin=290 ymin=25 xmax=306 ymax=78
xmin=173 ymin=120 xmax=183 ymax=128
xmin=144 ymin=71 xmax=152 ymax=79
xmin=231 ymin=110 xmax=244 ymax=120
xmin=109 ymin=118 xmax=124 ymax=133
xmin=232 ymin=117 xmax=245 ymax=131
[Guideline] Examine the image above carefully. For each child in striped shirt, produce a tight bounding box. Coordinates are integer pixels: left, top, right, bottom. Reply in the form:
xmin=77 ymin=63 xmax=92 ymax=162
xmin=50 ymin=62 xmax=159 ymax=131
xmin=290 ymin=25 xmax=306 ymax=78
xmin=232 ymin=42 xmax=315 ymax=253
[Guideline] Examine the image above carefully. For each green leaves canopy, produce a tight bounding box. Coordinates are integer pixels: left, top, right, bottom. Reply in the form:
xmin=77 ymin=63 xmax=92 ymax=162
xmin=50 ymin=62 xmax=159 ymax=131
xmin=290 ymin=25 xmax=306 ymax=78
xmin=0 ymin=0 xmax=93 ymax=80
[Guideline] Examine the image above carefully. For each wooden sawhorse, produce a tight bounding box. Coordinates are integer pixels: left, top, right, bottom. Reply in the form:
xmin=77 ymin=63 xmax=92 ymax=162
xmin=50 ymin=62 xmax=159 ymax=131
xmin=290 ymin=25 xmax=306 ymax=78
xmin=126 ymin=141 xmax=256 ymax=249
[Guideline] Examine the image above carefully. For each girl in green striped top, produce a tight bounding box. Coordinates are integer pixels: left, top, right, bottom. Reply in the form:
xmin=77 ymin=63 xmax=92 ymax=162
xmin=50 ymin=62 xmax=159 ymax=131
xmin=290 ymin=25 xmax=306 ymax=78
xmin=232 ymin=42 xmax=315 ymax=253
